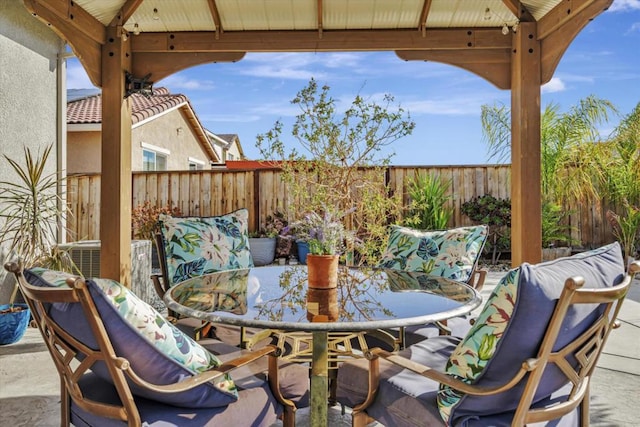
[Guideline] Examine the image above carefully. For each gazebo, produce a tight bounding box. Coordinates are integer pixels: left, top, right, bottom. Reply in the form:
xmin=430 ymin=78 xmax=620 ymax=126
xmin=23 ymin=0 xmax=613 ymax=286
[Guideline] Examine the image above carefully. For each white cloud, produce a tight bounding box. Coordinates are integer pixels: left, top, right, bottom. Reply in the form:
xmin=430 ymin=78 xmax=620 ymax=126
xmin=629 ymin=22 xmax=640 ymax=33
xmin=542 ymin=77 xmax=566 ymax=93
xmin=608 ymin=0 xmax=640 ymax=12
xmin=158 ymin=75 xmax=215 ymax=90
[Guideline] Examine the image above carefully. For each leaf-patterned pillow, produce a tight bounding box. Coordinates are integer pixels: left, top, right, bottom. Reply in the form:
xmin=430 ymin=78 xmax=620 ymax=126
xmin=159 ymin=208 xmax=254 ymax=286
xmin=437 ymin=268 xmax=519 ymax=423
xmin=24 ymin=268 xmax=238 ymax=408
xmin=378 ymin=225 xmax=488 ymax=283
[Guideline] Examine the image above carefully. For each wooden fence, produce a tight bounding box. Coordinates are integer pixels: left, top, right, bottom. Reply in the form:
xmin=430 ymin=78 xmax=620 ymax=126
xmin=66 ymin=165 xmax=617 ymax=250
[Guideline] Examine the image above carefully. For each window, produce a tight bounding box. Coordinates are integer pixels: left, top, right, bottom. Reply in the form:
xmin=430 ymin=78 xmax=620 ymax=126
xmin=227 ymin=153 xmax=234 ymax=161
xmin=142 ymin=149 xmax=167 ymax=171
xmin=188 ymin=157 xmax=205 ymax=170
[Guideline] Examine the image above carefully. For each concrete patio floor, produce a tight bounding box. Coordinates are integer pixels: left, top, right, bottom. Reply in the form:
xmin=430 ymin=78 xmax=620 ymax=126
xmin=1 ymin=271 xmax=638 ymax=426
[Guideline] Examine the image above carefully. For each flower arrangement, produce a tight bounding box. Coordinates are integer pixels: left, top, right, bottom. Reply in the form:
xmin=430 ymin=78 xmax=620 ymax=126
xmin=288 ymin=209 xmax=355 ymax=255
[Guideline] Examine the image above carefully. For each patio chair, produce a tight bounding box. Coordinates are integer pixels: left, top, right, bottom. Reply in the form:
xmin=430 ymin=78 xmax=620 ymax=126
xmin=151 ymin=209 xmax=271 ymax=347
xmin=368 ymin=225 xmax=489 ymax=349
xmin=5 ymin=262 xmax=310 ymax=427
xmin=337 ymin=243 xmax=636 ymax=427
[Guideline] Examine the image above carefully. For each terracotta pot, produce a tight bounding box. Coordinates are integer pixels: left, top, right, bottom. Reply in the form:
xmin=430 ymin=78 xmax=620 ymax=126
xmin=306 ymin=254 xmax=339 ymax=289
xmin=306 ymin=288 xmax=339 ymax=322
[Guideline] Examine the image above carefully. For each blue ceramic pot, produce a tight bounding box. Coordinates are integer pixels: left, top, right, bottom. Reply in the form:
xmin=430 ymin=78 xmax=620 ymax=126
xmin=0 ymin=303 xmax=30 ymax=345
xmin=296 ymin=240 xmax=309 ymax=265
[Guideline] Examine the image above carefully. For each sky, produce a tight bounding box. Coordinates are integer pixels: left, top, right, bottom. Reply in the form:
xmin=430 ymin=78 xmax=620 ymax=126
xmin=66 ymin=1 xmax=640 ymax=166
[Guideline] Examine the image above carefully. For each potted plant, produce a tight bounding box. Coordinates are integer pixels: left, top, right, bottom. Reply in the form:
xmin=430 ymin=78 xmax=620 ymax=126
xmin=0 ymin=145 xmax=77 ymax=345
xmin=288 ymin=209 xmax=354 ymax=288
xmin=249 ymin=212 xmax=287 ymax=266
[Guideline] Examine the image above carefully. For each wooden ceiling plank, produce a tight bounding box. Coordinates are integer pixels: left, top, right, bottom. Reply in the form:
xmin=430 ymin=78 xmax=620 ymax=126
xmin=24 ymin=0 xmax=106 ymax=45
xmin=540 ymin=0 xmax=612 ymax=83
xmin=132 ymin=52 xmax=246 ymax=82
xmin=23 ymin=0 xmax=102 ymax=86
xmin=131 ymin=29 xmax=511 ymax=53
xmin=538 ymin=0 xmax=612 ymax=39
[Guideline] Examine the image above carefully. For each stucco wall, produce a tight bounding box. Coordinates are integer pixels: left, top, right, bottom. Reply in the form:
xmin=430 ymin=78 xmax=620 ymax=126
xmin=0 ymin=0 xmax=63 ymax=303
xmin=68 ymin=131 xmax=102 ymax=174
xmin=132 ymin=107 xmax=211 ymax=171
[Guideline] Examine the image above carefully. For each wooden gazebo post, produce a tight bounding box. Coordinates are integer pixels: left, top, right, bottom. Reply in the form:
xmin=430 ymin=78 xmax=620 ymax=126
xmin=510 ymin=21 xmax=542 ymax=266
xmin=99 ymin=24 xmax=133 ymax=286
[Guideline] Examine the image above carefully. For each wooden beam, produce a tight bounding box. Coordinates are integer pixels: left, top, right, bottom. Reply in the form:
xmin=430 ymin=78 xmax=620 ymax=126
xmin=539 ymin=0 xmax=612 ymax=83
xmin=100 ymin=25 xmax=133 ymax=286
xmin=510 ymin=21 xmax=542 ymax=266
xmin=537 ymin=0 xmax=612 ymax=39
xmin=24 ymin=0 xmax=105 ymax=44
xmin=131 ymin=28 xmax=511 ymax=53
xmin=396 ymin=49 xmax=511 ymax=89
xmin=24 ymin=0 xmax=103 ymax=86
xmin=131 ymin=52 xmax=246 ymax=84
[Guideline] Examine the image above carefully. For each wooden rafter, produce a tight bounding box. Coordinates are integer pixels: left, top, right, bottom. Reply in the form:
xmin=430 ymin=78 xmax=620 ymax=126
xmin=317 ymin=0 xmax=323 ymax=38
xmin=111 ymin=0 xmax=145 ymax=26
xmin=418 ymin=0 xmax=433 ymax=36
xmin=131 ymin=28 xmax=511 ymax=53
xmin=206 ymin=0 xmax=223 ymax=38
xmin=501 ymin=0 xmax=535 ymax=21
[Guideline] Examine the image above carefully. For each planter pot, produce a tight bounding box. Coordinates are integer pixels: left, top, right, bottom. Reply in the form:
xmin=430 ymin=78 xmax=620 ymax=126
xmin=296 ymin=240 xmax=310 ymax=265
xmin=0 ymin=303 xmax=30 ymax=345
xmin=306 ymin=254 xmax=339 ymax=289
xmin=249 ymin=237 xmax=277 ymax=266
xmin=542 ymin=247 xmax=572 ymax=262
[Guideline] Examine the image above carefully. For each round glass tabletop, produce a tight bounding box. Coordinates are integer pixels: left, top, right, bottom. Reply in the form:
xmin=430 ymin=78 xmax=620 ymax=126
xmin=164 ymin=265 xmax=481 ymax=331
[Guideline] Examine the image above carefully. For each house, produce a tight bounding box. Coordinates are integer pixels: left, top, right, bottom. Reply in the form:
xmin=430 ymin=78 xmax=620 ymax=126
xmin=66 ymin=87 xmax=220 ymax=174
xmin=207 ymin=131 xmax=246 ymax=165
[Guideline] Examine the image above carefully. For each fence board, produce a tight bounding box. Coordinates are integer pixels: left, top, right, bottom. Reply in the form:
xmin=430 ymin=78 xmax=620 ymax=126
xmin=66 ymin=165 xmax=619 ymax=251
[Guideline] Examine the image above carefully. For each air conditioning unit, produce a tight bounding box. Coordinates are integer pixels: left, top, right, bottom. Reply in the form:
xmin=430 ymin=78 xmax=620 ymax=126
xmin=58 ymin=240 xmax=153 ymax=305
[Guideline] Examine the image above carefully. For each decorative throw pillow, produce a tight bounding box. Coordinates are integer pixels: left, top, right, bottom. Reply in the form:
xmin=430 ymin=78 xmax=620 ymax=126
xmin=437 ymin=242 xmax=625 ymax=425
xmin=378 ymin=225 xmax=488 ymax=283
xmin=24 ymin=267 xmax=238 ymax=408
xmin=158 ymin=208 xmax=254 ymax=286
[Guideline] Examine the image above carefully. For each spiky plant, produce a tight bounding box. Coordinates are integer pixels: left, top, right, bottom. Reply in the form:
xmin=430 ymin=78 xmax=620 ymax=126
xmin=0 ymin=144 xmax=76 ymax=307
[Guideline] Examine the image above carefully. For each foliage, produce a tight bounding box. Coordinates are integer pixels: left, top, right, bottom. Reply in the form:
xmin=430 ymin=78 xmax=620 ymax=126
xmin=606 ymin=203 xmax=640 ymax=260
xmin=481 ymin=95 xmax=616 ymax=206
xmin=256 ymin=78 xmax=415 ymax=265
xmin=461 ymin=194 xmax=511 ymax=264
xmin=403 ymin=173 xmax=453 ymax=230
xmin=286 ymin=209 xmax=355 ymax=255
xmin=0 ymin=145 xmax=77 ymax=306
xmin=541 ymin=202 xmax=576 ymax=248
xmin=250 ymin=211 xmax=288 ymax=238
xmin=131 ymin=202 xmax=182 ymax=242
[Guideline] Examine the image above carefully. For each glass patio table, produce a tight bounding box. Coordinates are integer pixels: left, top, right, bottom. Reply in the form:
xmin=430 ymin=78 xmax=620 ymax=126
xmin=164 ymin=265 xmax=481 ymax=427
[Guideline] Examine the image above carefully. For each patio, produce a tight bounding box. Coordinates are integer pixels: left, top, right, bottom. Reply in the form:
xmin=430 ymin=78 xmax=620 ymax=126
xmin=2 ymin=270 xmax=638 ymax=426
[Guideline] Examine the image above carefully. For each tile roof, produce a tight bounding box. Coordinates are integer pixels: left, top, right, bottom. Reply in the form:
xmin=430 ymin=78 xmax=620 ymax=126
xmin=67 ymin=87 xmax=188 ymax=124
